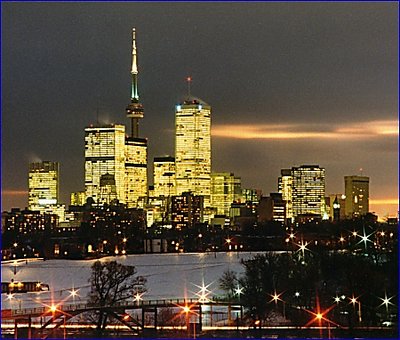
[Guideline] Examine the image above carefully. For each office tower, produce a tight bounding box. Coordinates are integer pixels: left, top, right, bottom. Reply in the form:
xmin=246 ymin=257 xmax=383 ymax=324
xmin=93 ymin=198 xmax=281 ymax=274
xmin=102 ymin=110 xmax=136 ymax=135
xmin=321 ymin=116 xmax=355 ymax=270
xmin=211 ymin=172 xmax=242 ymax=215
xmin=125 ymin=137 xmax=148 ymax=207
xmin=175 ymin=96 xmax=211 ymax=206
xmin=258 ymin=193 xmax=286 ymax=224
xmin=171 ymin=192 xmax=204 ymax=229
xmin=291 ymin=165 xmax=325 ymax=219
xmin=28 ymin=161 xmax=59 ymax=209
xmin=124 ymin=28 xmax=148 ymax=207
xmin=28 ymin=161 xmax=65 ymax=221
xmin=344 ymin=175 xmax=369 ymax=218
xmin=278 ymin=169 xmax=293 ymax=222
xmin=241 ymin=188 xmax=261 ymax=215
xmin=154 ymin=156 xmax=176 ymax=197
xmin=98 ymin=173 xmax=118 ymax=204
xmin=125 ymin=28 xmax=144 ymax=138
xmin=279 ymin=165 xmax=325 ymax=221
xmin=84 ymin=124 xmax=126 ymax=204
xmin=70 ymin=191 xmax=86 ymax=206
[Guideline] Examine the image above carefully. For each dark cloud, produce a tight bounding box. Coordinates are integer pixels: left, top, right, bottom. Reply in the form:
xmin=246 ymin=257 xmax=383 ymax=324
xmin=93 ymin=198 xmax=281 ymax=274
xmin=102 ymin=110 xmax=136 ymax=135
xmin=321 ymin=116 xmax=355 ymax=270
xmin=2 ymin=2 xmax=398 ymax=214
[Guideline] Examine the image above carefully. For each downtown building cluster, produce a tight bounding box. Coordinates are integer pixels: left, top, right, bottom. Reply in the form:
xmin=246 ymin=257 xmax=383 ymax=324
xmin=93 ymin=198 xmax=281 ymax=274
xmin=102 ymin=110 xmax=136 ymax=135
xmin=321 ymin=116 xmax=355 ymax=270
xmin=4 ymin=29 xmax=391 ymax=259
xmin=21 ymin=29 xmax=371 ymax=226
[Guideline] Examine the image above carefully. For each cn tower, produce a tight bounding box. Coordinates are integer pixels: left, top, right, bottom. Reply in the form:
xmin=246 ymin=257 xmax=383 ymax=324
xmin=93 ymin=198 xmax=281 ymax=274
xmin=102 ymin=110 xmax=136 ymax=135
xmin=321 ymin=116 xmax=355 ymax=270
xmin=125 ymin=28 xmax=144 ymax=138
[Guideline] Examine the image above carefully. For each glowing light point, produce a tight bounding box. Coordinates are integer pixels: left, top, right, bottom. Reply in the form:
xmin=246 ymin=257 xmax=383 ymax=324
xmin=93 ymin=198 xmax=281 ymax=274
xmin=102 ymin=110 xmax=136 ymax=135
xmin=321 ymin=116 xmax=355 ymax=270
xmin=235 ymin=286 xmax=244 ymax=296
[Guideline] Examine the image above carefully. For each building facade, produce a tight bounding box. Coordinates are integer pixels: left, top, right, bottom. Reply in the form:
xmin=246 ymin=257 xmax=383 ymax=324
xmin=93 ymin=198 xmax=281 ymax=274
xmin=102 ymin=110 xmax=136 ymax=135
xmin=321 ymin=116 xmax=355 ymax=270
xmin=70 ymin=191 xmax=86 ymax=206
xmin=171 ymin=192 xmax=204 ymax=230
xmin=28 ymin=161 xmax=59 ymax=209
xmin=153 ymin=156 xmax=176 ymax=198
xmin=84 ymin=124 xmax=126 ymax=204
xmin=211 ymin=172 xmax=242 ymax=215
xmin=175 ymin=97 xmax=211 ymax=206
xmin=344 ymin=175 xmax=369 ymax=218
xmin=279 ymin=165 xmax=326 ymax=221
xmin=125 ymin=137 xmax=148 ymax=207
xmin=292 ymin=165 xmax=326 ymax=219
xmin=278 ymin=169 xmax=293 ymax=222
xmin=258 ymin=193 xmax=286 ymax=224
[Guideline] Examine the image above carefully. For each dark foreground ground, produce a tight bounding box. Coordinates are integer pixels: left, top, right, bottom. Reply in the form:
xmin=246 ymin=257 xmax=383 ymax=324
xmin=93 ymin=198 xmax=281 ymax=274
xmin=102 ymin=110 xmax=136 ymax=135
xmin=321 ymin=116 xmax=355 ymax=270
xmin=4 ymin=326 xmax=398 ymax=339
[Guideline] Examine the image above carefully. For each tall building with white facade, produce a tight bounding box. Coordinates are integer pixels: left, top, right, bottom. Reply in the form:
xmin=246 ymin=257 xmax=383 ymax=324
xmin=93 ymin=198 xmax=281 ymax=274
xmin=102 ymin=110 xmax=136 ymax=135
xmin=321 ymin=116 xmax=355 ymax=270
xmin=28 ymin=161 xmax=59 ymax=209
xmin=279 ymin=165 xmax=326 ymax=221
xmin=292 ymin=165 xmax=325 ymax=218
xmin=84 ymin=124 xmax=126 ymax=204
xmin=154 ymin=156 xmax=176 ymax=198
xmin=175 ymin=96 xmax=211 ymax=206
xmin=344 ymin=175 xmax=369 ymax=218
xmin=278 ymin=169 xmax=293 ymax=222
xmin=125 ymin=137 xmax=147 ymax=207
xmin=28 ymin=161 xmax=65 ymax=221
xmin=211 ymin=172 xmax=242 ymax=215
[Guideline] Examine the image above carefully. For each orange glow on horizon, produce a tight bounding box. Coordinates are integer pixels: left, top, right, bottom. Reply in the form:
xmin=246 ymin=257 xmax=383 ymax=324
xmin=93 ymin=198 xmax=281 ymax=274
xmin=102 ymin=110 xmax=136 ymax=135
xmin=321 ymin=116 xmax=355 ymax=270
xmin=370 ymin=199 xmax=398 ymax=205
xmin=212 ymin=119 xmax=398 ymax=140
xmin=2 ymin=190 xmax=28 ymax=196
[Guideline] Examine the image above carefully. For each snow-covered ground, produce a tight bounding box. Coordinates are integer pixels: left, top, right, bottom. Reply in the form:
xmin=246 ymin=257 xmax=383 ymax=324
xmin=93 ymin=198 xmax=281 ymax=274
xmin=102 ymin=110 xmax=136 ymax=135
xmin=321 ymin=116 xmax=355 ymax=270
xmin=1 ymin=252 xmax=263 ymax=309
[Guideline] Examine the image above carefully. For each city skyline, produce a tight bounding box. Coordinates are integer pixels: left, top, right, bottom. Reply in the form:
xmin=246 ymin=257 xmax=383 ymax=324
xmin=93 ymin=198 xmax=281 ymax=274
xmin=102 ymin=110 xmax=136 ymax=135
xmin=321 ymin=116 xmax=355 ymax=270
xmin=2 ymin=2 xmax=398 ymax=218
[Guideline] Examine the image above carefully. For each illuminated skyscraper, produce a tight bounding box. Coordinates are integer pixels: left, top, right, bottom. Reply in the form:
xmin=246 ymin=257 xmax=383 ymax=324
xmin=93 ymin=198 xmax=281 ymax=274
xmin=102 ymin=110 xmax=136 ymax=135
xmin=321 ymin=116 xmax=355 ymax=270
xmin=344 ymin=175 xmax=369 ymax=218
xmin=125 ymin=137 xmax=148 ymax=207
xmin=28 ymin=161 xmax=59 ymax=209
xmin=28 ymin=161 xmax=65 ymax=221
xmin=124 ymin=28 xmax=148 ymax=207
xmin=70 ymin=191 xmax=86 ymax=206
xmin=291 ymin=165 xmax=325 ymax=219
xmin=84 ymin=125 xmax=126 ymax=204
xmin=278 ymin=169 xmax=293 ymax=222
xmin=175 ymin=95 xmax=211 ymax=206
xmin=279 ymin=165 xmax=326 ymax=221
xmin=211 ymin=172 xmax=242 ymax=215
xmin=154 ymin=156 xmax=176 ymax=198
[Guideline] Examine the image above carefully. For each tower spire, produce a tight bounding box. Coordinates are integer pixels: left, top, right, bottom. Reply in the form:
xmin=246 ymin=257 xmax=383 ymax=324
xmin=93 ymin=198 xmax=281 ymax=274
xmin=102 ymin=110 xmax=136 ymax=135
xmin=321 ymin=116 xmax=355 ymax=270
xmin=131 ymin=28 xmax=139 ymax=101
xmin=126 ymin=27 xmax=144 ymax=138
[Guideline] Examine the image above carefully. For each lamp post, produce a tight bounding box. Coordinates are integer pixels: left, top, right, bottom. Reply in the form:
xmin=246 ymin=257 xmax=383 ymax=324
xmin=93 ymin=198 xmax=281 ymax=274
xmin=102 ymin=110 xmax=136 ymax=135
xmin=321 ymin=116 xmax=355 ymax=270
xmin=349 ymin=296 xmax=362 ymax=323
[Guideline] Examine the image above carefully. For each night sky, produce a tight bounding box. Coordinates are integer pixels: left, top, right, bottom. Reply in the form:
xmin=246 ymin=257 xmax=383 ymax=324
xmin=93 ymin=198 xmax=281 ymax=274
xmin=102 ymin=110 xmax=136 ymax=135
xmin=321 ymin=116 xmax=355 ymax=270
xmin=2 ymin=2 xmax=398 ymax=218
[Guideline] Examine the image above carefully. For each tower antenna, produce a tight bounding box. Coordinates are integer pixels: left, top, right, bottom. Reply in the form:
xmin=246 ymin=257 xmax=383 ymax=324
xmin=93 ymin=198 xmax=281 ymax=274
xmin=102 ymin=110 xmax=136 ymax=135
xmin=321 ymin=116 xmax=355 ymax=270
xmin=186 ymin=76 xmax=192 ymax=99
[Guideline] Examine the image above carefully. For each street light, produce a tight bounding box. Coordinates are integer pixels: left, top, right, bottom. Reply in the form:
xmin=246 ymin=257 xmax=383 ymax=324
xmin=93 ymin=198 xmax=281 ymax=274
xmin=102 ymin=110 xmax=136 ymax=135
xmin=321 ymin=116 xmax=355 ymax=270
xmin=235 ymin=286 xmax=244 ymax=298
xmin=378 ymin=293 xmax=395 ymax=312
xmin=133 ymin=292 xmax=143 ymax=306
xmin=226 ymin=238 xmax=232 ymax=251
xmin=68 ymin=287 xmax=79 ymax=305
xmin=269 ymin=291 xmax=285 ymax=318
xmin=349 ymin=295 xmax=362 ymax=323
xmin=7 ymin=293 xmax=22 ymax=310
xmin=181 ymin=305 xmax=193 ymax=337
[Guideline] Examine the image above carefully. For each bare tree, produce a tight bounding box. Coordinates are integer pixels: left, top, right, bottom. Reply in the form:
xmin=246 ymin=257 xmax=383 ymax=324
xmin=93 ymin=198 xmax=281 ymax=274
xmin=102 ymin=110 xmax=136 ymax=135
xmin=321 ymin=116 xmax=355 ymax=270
xmin=87 ymin=260 xmax=146 ymax=335
xmin=219 ymin=269 xmax=238 ymax=299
